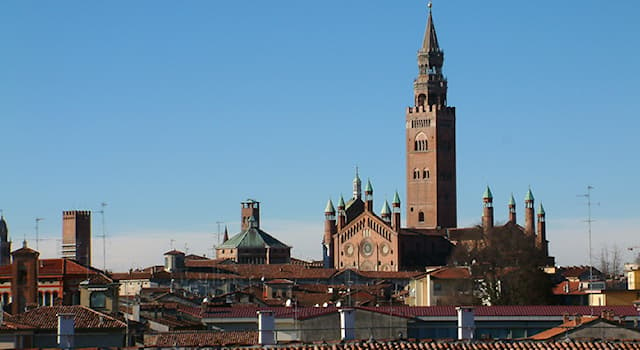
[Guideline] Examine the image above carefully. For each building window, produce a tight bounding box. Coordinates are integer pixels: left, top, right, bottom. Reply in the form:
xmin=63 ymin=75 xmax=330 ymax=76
xmin=90 ymin=292 xmax=106 ymax=309
xmin=418 ymin=212 xmax=425 ymax=222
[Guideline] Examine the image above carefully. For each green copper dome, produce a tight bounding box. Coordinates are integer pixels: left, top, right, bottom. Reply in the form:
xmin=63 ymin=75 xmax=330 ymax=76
xmin=483 ymin=186 xmax=493 ymax=199
xmin=338 ymin=195 xmax=345 ymax=208
xmin=508 ymin=193 xmax=516 ymax=206
xmin=525 ymin=188 xmax=535 ymax=201
xmin=380 ymin=200 xmax=391 ymax=215
xmin=365 ymin=179 xmax=373 ymax=193
xmin=538 ymin=203 xmax=545 ymax=215
xmin=325 ymin=199 xmax=335 ymax=213
xmin=392 ymin=191 xmax=401 ymax=205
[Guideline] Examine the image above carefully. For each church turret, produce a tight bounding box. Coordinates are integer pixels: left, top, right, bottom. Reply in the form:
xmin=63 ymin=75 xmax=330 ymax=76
xmin=323 ymin=199 xmax=337 ymax=268
xmin=524 ymin=188 xmax=535 ymax=236
xmin=508 ymin=193 xmax=517 ymax=224
xmin=353 ymin=168 xmax=362 ymax=200
xmin=222 ymin=226 xmax=229 ymax=243
xmin=482 ymin=186 xmax=494 ymax=231
xmin=365 ymin=179 xmax=374 ymax=211
xmin=392 ymin=191 xmax=401 ymax=232
xmin=337 ymin=195 xmax=346 ymax=230
xmin=406 ymin=2 xmax=457 ymax=229
xmin=11 ymin=241 xmax=39 ymax=314
xmin=380 ymin=200 xmax=391 ymax=224
xmin=536 ymin=203 xmax=548 ymax=255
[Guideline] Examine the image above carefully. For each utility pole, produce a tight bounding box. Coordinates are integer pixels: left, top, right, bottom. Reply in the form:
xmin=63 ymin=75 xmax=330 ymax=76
xmin=96 ymin=202 xmax=108 ymax=271
xmin=35 ymin=217 xmax=45 ymax=251
xmin=578 ymin=186 xmax=595 ymax=285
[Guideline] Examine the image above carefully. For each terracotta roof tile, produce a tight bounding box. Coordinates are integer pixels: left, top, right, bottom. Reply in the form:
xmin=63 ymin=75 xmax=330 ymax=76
xmin=430 ymin=267 xmax=471 ymax=279
xmin=6 ymin=305 xmax=126 ymax=329
xmin=148 ymin=330 xmax=257 ymax=347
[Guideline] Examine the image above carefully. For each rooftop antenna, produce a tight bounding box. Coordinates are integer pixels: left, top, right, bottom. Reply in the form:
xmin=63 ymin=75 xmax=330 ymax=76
xmin=170 ymin=239 xmax=175 ymax=250
xmin=578 ymin=186 xmax=597 ymax=285
xmin=96 ymin=202 xmax=108 ymax=271
xmin=35 ymin=217 xmax=45 ymax=251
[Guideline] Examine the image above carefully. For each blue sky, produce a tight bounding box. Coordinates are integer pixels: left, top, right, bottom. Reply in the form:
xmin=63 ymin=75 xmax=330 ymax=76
xmin=1 ymin=1 xmax=639 ymax=271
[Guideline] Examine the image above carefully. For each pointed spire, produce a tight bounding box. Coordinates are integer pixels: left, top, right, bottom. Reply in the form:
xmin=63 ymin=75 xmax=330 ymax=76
xmin=325 ymin=198 xmax=336 ymax=214
xmin=338 ymin=195 xmax=345 ymax=209
xmin=380 ymin=200 xmax=391 ymax=215
xmin=538 ymin=203 xmax=545 ymax=215
xmin=483 ymin=186 xmax=493 ymax=200
xmin=365 ymin=179 xmax=373 ymax=193
xmin=392 ymin=191 xmax=401 ymax=205
xmin=223 ymin=226 xmax=229 ymax=242
xmin=525 ymin=187 xmax=535 ymax=201
xmin=353 ymin=167 xmax=362 ymax=199
xmin=422 ymin=2 xmax=440 ymax=53
xmin=508 ymin=193 xmax=516 ymax=206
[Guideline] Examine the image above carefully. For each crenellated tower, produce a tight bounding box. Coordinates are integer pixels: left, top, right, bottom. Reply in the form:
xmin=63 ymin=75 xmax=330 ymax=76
xmin=406 ymin=3 xmax=457 ymax=229
xmin=0 ymin=215 xmax=11 ymax=266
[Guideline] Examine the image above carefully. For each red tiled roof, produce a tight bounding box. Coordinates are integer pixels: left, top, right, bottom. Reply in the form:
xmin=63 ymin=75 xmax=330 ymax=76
xmin=6 ymin=305 xmax=126 ymax=329
xmin=0 ymin=258 xmax=101 ymax=279
xmin=223 ymin=340 xmax=640 ymax=350
xmin=266 ymin=278 xmax=294 ymax=284
xmin=339 ymin=269 xmax=423 ymax=280
xmin=184 ymin=258 xmax=234 ymax=267
xmin=552 ymin=281 xmax=588 ymax=295
xmin=529 ymin=316 xmax=600 ymax=340
xmin=357 ymin=305 xmax=640 ymax=318
xmin=430 ymin=267 xmax=471 ymax=280
xmin=559 ymin=266 xmax=602 ymax=278
xmin=213 ymin=264 xmax=337 ymax=280
xmin=200 ymin=305 xmax=339 ymax=320
xmin=164 ymin=250 xmax=185 ymax=256
xmin=147 ymin=330 xmax=257 ymax=347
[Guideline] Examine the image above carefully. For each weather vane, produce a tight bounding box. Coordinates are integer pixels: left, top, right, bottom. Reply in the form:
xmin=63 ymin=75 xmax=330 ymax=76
xmin=428 ymin=1 xmax=433 ymax=9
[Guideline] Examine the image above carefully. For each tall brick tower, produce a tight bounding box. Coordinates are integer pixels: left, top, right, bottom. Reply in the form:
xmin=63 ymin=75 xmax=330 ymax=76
xmin=0 ymin=215 xmax=11 ymax=266
xmin=11 ymin=241 xmax=39 ymax=314
xmin=406 ymin=3 xmax=457 ymax=229
xmin=61 ymin=210 xmax=92 ymax=267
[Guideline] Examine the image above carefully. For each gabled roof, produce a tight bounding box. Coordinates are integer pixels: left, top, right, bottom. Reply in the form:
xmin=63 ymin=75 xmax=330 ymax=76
xmin=429 ymin=267 xmax=471 ymax=280
xmin=7 ymin=305 xmax=126 ymax=329
xmin=0 ymin=258 xmax=110 ymax=280
xmin=147 ymin=330 xmax=257 ymax=347
xmin=218 ymin=227 xmax=289 ymax=249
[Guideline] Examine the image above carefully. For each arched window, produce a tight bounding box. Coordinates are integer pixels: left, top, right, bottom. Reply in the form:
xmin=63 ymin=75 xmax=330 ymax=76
xmin=424 ymin=169 xmax=430 ymax=179
xmin=414 ymin=133 xmax=428 ymax=151
xmin=417 ymin=94 xmax=426 ymax=107
xmin=418 ymin=212 xmax=425 ymax=222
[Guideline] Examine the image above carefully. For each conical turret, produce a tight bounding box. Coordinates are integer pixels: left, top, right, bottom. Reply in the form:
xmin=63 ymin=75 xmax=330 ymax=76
xmin=524 ymin=188 xmax=535 ymax=236
xmin=508 ymin=193 xmax=516 ymax=224
xmin=380 ymin=200 xmax=391 ymax=223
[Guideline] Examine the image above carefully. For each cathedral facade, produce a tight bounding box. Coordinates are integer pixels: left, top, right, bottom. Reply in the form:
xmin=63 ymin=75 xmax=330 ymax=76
xmin=322 ymin=4 xmax=553 ymax=271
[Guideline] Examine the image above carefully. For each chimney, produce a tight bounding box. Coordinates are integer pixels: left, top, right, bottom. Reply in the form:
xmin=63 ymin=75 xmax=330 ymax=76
xmin=339 ymin=308 xmax=355 ymax=341
xmin=456 ymin=306 xmax=475 ymax=340
xmin=57 ymin=313 xmax=75 ymax=350
xmin=257 ymin=310 xmax=276 ymax=345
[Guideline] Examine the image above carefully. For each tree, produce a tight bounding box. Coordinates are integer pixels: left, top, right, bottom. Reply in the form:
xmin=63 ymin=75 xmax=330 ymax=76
xmin=449 ymin=223 xmax=555 ymax=305
xmin=598 ymin=244 xmax=623 ymax=279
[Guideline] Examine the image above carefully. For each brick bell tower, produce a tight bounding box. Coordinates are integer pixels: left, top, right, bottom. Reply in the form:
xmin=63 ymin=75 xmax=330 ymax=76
xmin=406 ymin=2 xmax=457 ymax=229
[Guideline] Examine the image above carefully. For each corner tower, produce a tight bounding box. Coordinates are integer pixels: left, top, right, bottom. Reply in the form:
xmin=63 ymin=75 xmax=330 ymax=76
xmin=406 ymin=3 xmax=457 ymax=228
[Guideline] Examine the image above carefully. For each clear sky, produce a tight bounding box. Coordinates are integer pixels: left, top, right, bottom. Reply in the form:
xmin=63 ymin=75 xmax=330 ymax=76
xmin=2 ymin=1 xmax=639 ymax=271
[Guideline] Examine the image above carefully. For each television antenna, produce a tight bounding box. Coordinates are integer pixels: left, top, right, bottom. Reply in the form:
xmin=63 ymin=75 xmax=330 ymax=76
xmin=35 ymin=217 xmax=45 ymax=250
xmin=577 ymin=185 xmax=598 ymax=285
xmin=96 ymin=202 xmax=108 ymax=271
xmin=216 ymin=221 xmax=225 ymax=245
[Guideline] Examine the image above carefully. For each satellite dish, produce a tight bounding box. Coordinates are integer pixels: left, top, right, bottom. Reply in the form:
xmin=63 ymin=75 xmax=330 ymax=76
xmin=336 ymin=301 xmax=342 ymax=308
xmin=285 ymin=299 xmax=292 ymax=307
xmin=314 ymin=304 xmax=320 ymax=307
xmin=202 ymin=297 xmax=209 ymax=303
xmin=323 ymin=302 xmax=329 ymax=308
